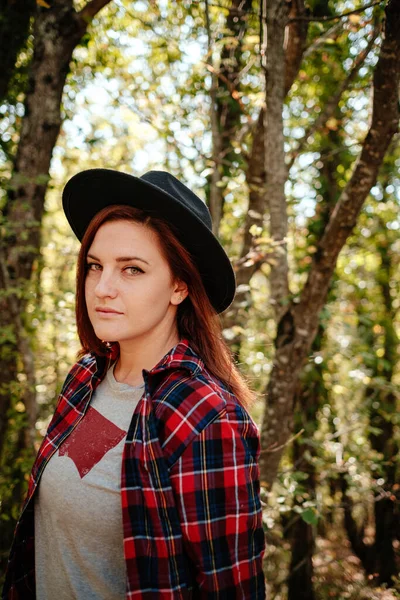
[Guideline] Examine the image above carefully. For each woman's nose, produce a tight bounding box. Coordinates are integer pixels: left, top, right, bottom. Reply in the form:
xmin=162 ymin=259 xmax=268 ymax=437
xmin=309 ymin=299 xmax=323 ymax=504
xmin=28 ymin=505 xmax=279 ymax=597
xmin=94 ymin=270 xmax=118 ymax=298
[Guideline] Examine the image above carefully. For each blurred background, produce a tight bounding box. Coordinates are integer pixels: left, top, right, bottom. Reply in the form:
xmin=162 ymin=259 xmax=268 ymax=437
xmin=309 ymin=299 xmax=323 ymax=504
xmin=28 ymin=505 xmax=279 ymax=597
xmin=0 ymin=0 xmax=399 ymax=597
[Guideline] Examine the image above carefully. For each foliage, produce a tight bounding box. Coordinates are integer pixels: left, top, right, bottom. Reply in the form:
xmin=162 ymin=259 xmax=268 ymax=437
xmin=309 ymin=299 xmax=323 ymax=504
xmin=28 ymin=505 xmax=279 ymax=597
xmin=0 ymin=0 xmax=399 ymax=596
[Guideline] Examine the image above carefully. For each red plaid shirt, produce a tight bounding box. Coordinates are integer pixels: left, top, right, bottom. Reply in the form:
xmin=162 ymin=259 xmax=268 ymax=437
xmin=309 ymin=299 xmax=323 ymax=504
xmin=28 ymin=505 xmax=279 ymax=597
xmin=3 ymin=339 xmax=266 ymax=599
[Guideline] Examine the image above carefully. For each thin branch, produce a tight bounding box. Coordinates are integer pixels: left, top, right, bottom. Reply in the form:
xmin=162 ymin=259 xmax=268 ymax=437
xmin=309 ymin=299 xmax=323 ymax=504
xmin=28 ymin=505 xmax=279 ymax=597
xmin=193 ymin=1 xmax=254 ymax=17
xmin=288 ymin=23 xmax=380 ymax=170
xmin=260 ymin=429 xmax=305 ymax=455
xmin=233 ymin=53 xmax=258 ymax=87
xmin=302 ymin=21 xmax=343 ymax=60
xmin=193 ymin=1 xmax=384 ymax=23
xmin=79 ymin=0 xmax=112 ymax=24
xmin=204 ymin=63 xmax=248 ymax=113
xmin=289 ymin=1 xmax=383 ymax=22
xmin=112 ymin=0 xmax=160 ymax=35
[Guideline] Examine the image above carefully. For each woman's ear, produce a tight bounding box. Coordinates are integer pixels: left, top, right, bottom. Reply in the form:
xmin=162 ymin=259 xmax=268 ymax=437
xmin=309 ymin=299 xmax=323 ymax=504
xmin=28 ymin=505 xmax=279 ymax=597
xmin=171 ymin=280 xmax=189 ymax=306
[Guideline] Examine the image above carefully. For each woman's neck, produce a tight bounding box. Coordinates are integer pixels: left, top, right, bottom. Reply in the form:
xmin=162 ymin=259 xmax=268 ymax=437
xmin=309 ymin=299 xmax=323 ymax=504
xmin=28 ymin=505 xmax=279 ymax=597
xmin=113 ymin=329 xmax=180 ymax=387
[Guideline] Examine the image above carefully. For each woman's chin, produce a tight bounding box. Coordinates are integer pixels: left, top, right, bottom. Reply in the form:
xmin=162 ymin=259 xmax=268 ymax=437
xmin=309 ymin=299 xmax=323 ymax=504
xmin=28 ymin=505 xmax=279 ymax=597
xmin=92 ymin=324 xmax=121 ymax=339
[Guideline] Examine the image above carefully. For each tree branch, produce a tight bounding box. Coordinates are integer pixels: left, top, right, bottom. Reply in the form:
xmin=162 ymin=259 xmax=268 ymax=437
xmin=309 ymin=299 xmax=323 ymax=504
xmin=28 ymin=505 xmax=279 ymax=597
xmin=259 ymin=428 xmax=304 ymax=455
xmin=198 ymin=1 xmax=384 ymax=23
xmin=79 ymin=0 xmax=112 ymax=24
xmin=303 ymin=22 xmax=343 ymax=63
xmin=301 ymin=0 xmax=400 ymax=312
xmin=285 ymin=0 xmax=309 ymax=95
xmin=289 ymin=1 xmax=383 ymax=23
xmin=288 ymin=21 xmax=381 ymax=170
xmin=204 ymin=63 xmax=247 ymax=113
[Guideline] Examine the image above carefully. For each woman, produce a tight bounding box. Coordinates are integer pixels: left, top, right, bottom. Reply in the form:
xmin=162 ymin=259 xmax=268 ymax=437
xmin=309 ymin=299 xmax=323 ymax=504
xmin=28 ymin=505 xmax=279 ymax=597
xmin=3 ymin=169 xmax=266 ymax=599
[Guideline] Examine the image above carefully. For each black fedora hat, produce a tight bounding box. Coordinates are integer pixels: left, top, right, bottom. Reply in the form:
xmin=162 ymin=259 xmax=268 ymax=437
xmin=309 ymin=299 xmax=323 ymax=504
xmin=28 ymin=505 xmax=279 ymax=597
xmin=62 ymin=168 xmax=236 ymax=314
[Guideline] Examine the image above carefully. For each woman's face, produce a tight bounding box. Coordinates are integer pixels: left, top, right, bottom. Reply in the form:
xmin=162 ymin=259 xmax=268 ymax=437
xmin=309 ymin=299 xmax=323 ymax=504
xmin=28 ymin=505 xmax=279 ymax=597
xmin=85 ymin=219 xmax=185 ymax=346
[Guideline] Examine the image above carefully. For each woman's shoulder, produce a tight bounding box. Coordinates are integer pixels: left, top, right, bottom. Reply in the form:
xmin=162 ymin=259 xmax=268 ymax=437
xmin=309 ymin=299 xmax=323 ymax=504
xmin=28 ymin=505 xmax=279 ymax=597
xmin=182 ymin=368 xmax=257 ymax=427
xmin=66 ymin=351 xmax=96 ymax=377
xmin=154 ymin=369 xmax=259 ymax=468
xmin=154 ymin=364 xmax=233 ymax=414
xmin=57 ymin=351 xmax=99 ymax=399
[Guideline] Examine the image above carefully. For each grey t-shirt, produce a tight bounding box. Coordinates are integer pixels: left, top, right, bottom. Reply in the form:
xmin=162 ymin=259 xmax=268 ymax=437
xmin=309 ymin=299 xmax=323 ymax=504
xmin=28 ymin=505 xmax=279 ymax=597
xmin=34 ymin=361 xmax=144 ymax=600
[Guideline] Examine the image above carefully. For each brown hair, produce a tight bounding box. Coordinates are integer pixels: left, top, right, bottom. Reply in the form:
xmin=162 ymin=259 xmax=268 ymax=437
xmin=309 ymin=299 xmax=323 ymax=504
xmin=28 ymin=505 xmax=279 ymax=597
xmin=75 ymin=205 xmax=255 ymax=409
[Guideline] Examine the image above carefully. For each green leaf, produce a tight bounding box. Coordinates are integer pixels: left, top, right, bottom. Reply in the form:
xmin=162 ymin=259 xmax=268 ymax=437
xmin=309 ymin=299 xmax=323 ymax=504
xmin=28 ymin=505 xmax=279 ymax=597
xmin=301 ymin=508 xmax=319 ymax=526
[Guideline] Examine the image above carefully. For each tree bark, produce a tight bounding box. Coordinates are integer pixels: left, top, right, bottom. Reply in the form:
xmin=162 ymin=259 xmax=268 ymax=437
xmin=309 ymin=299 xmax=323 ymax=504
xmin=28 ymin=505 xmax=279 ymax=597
xmin=287 ymin=515 xmax=316 ymax=600
xmin=222 ymin=2 xmax=309 ymax=346
xmin=205 ymin=0 xmax=224 ymax=234
xmin=259 ymin=0 xmax=400 ymax=489
xmin=284 ymin=0 xmax=309 ymax=96
xmin=225 ymin=1 xmax=308 ymax=315
xmin=0 ymin=0 xmax=112 ymax=460
xmin=286 ymin=379 xmax=319 ymax=600
xmin=263 ymin=0 xmax=290 ymax=319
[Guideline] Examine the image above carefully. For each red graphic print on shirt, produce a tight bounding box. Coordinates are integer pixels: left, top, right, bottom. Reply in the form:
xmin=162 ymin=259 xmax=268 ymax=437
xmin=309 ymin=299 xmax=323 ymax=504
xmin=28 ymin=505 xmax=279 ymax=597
xmin=58 ymin=405 xmax=126 ymax=478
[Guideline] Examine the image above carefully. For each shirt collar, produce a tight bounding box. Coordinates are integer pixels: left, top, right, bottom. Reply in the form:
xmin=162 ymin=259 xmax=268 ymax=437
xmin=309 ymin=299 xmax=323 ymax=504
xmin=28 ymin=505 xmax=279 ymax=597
xmin=93 ymin=338 xmax=204 ymax=383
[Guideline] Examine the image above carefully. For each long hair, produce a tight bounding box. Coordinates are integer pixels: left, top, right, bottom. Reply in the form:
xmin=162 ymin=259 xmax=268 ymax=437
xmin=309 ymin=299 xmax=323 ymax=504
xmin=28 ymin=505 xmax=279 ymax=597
xmin=75 ymin=205 xmax=255 ymax=409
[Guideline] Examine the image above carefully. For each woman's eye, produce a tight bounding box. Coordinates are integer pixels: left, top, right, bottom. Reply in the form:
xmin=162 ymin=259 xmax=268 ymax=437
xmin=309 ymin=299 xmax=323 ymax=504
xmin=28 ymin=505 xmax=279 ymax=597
xmin=125 ymin=266 xmax=143 ymax=275
xmin=86 ymin=262 xmax=99 ymax=271
xmin=85 ymin=263 xmax=143 ymax=275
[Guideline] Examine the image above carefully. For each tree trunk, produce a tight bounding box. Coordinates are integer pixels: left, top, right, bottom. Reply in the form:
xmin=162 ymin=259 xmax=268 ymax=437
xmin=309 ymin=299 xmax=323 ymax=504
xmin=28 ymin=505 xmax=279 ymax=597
xmin=0 ymin=0 xmax=112 ymax=460
xmin=370 ymin=236 xmax=398 ymax=585
xmin=205 ymin=0 xmax=252 ymax=235
xmin=205 ymin=0 xmax=224 ymax=235
xmin=240 ymin=0 xmax=307 ymax=262
xmin=259 ymin=0 xmax=400 ymax=489
xmin=286 ymin=116 xmax=342 ymax=596
xmin=288 ymin=516 xmax=316 ymax=600
xmin=263 ymin=0 xmax=290 ymax=320
xmin=286 ymin=404 xmax=317 ymax=600
xmin=341 ymin=207 xmax=399 ymax=586
xmin=286 ymin=326 xmax=327 ymax=600
xmin=222 ymin=2 xmax=309 ymax=353
xmin=374 ymin=497 xmax=397 ymax=585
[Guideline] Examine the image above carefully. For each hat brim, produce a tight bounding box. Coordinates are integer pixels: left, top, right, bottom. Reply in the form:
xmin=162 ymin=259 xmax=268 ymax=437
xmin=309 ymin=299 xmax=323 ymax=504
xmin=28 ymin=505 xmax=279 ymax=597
xmin=62 ymin=169 xmax=236 ymax=314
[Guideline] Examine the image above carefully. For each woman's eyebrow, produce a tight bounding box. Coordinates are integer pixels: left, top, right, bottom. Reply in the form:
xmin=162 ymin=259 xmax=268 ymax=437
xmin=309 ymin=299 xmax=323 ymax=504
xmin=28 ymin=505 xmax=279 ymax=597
xmin=87 ymin=253 xmax=149 ymax=265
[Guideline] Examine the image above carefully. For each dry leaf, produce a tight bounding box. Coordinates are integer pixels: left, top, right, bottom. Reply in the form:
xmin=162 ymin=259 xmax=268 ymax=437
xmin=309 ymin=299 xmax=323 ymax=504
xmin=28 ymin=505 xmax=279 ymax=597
xmin=326 ymin=117 xmax=339 ymax=131
xmin=348 ymin=14 xmax=361 ymax=25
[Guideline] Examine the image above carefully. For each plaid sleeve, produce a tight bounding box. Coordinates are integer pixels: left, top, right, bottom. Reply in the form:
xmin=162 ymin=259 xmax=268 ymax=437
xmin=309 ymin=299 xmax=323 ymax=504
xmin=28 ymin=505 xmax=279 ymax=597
xmin=168 ymin=405 xmax=266 ymax=599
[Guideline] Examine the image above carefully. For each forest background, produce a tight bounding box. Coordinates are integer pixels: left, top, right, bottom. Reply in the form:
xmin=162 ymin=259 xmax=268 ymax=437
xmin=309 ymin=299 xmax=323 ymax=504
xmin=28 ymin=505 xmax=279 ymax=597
xmin=0 ymin=0 xmax=399 ymax=598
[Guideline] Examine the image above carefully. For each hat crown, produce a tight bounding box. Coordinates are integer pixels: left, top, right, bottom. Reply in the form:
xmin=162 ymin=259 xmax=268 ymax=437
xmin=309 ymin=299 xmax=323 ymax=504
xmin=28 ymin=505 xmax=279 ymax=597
xmin=141 ymin=171 xmax=212 ymax=230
